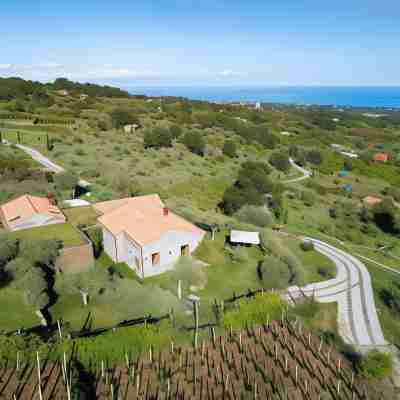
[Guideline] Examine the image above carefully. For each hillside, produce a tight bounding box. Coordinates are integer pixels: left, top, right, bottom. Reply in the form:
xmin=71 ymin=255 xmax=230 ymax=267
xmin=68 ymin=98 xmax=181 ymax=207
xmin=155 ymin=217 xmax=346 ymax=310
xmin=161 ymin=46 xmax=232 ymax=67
xmin=1 ymin=77 xmax=400 ymax=397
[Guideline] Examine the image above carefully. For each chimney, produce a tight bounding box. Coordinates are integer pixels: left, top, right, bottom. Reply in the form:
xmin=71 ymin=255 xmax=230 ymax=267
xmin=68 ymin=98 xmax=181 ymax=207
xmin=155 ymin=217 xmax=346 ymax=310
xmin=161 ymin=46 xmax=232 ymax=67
xmin=163 ymin=207 xmax=169 ymax=217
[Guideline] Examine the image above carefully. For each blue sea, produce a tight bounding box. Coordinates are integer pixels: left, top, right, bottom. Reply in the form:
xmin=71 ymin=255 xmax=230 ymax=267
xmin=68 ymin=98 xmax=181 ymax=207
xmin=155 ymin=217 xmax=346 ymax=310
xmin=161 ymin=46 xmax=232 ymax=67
xmin=126 ymin=86 xmax=400 ymax=109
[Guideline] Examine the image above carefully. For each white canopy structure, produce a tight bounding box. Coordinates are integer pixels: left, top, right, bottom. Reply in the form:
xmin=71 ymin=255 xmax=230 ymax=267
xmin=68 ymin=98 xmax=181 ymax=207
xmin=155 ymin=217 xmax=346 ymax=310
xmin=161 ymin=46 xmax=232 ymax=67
xmin=230 ymin=230 xmax=260 ymax=245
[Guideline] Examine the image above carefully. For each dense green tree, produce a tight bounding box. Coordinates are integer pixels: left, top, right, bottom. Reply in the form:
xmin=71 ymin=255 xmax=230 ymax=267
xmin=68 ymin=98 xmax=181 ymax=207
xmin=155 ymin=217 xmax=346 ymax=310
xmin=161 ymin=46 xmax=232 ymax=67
xmin=169 ymin=124 xmax=182 ymax=139
xmin=306 ymin=149 xmax=323 ymax=166
xmin=143 ymin=127 xmax=173 ymax=149
xmin=235 ymin=205 xmax=272 ymax=227
xmin=258 ymin=256 xmax=291 ymax=289
xmin=269 ymin=151 xmax=290 ymax=172
xmin=371 ymin=199 xmax=400 ymax=234
xmin=182 ymin=130 xmax=206 ymax=156
xmin=0 ymin=239 xmax=18 ymax=268
xmin=222 ymin=140 xmax=237 ymax=158
xmin=32 ymin=90 xmax=54 ymax=108
xmin=221 ymin=186 xmax=248 ymax=215
xmin=19 ymin=240 xmax=61 ymax=268
xmin=222 ymin=161 xmax=272 ymax=214
xmin=110 ymin=109 xmax=138 ymax=129
xmin=5 ymin=257 xmax=32 ymax=282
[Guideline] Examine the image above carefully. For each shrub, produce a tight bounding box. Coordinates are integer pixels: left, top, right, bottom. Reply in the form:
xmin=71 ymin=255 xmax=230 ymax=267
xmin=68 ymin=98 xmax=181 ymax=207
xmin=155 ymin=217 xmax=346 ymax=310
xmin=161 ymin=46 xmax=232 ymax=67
xmin=300 ymin=241 xmax=314 ymax=252
xmin=110 ymin=109 xmax=138 ymax=129
xmin=222 ymin=140 xmax=237 ymax=158
xmin=258 ymin=256 xmax=290 ymax=289
xmin=359 ymin=351 xmax=393 ymax=379
xmin=269 ymin=151 xmax=290 ymax=172
xmin=317 ymin=265 xmax=335 ymax=279
xmin=235 ymin=205 xmax=272 ymax=227
xmin=143 ymin=127 xmax=173 ymax=149
xmin=0 ymin=239 xmax=18 ymax=267
xmin=182 ymin=130 xmax=206 ymax=156
xmin=301 ymin=190 xmax=315 ymax=206
xmin=307 ymin=149 xmax=323 ymax=165
xmin=169 ymin=124 xmax=182 ymax=139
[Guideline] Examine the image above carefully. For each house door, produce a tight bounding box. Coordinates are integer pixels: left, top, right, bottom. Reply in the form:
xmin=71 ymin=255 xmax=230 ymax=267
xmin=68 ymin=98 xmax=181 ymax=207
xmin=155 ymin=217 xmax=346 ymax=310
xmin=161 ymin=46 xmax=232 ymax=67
xmin=152 ymin=252 xmax=160 ymax=267
xmin=181 ymin=244 xmax=190 ymax=256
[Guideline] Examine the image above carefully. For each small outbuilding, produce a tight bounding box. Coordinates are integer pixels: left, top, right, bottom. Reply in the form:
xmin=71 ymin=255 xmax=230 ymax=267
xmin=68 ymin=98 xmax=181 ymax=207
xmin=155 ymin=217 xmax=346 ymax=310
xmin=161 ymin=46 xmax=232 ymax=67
xmin=373 ymin=153 xmax=388 ymax=163
xmin=363 ymin=196 xmax=383 ymax=207
xmin=124 ymin=124 xmax=141 ymax=134
xmin=230 ymin=230 xmax=260 ymax=246
xmin=0 ymin=195 xmax=66 ymax=232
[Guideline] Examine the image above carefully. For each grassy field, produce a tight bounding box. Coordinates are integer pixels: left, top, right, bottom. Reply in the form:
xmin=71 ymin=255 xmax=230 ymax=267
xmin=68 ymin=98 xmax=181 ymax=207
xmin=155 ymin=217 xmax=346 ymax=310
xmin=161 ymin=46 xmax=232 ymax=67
xmin=63 ymin=205 xmax=99 ymax=227
xmin=7 ymin=223 xmax=86 ymax=247
xmin=0 ymin=287 xmax=39 ymax=331
xmin=2 ymin=129 xmax=49 ymax=147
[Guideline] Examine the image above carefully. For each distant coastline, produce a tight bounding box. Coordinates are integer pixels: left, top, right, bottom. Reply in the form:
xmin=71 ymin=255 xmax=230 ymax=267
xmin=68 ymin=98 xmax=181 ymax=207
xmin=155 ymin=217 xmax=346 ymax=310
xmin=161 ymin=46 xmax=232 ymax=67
xmin=126 ymin=85 xmax=400 ymax=109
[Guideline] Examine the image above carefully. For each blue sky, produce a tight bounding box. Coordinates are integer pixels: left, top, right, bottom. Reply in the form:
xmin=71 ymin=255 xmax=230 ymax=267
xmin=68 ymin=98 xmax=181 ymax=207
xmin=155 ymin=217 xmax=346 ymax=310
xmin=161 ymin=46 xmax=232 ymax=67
xmin=1 ymin=0 xmax=400 ymax=86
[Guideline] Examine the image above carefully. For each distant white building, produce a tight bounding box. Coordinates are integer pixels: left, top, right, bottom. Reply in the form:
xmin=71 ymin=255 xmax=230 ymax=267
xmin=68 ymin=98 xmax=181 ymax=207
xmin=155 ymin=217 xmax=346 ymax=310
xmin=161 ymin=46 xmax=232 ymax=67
xmin=340 ymin=151 xmax=359 ymax=159
xmin=255 ymin=102 xmax=261 ymax=110
xmin=280 ymin=131 xmax=292 ymax=136
xmin=124 ymin=124 xmax=141 ymax=134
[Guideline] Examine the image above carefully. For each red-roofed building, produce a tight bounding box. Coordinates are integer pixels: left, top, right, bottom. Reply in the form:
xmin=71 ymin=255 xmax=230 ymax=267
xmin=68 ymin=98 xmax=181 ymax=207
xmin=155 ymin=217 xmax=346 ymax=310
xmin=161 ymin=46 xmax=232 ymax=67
xmin=94 ymin=195 xmax=206 ymax=278
xmin=0 ymin=195 xmax=66 ymax=231
xmin=373 ymin=153 xmax=388 ymax=163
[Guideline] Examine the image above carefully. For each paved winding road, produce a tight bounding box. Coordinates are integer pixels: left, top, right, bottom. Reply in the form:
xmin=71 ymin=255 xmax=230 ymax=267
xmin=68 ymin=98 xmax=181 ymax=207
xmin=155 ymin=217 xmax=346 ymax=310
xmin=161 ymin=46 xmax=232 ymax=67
xmin=287 ymin=238 xmax=387 ymax=347
xmin=2 ymin=140 xmax=90 ymax=187
xmin=285 ymin=158 xmax=312 ymax=183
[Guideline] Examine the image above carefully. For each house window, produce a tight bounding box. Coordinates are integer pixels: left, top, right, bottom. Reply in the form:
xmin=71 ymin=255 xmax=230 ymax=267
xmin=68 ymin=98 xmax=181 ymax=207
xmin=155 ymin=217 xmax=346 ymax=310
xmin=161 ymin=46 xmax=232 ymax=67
xmin=181 ymin=244 xmax=190 ymax=257
xmin=152 ymin=252 xmax=160 ymax=267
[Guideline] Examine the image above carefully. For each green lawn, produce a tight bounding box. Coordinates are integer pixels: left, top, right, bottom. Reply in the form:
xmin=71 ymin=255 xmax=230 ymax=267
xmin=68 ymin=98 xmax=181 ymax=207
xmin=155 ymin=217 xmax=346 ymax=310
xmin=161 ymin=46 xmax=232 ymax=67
xmin=0 ymin=287 xmax=39 ymax=331
xmin=194 ymin=231 xmax=265 ymax=300
xmin=63 ymin=205 xmax=99 ymax=227
xmin=7 ymin=223 xmax=86 ymax=247
xmin=284 ymin=237 xmax=337 ymax=282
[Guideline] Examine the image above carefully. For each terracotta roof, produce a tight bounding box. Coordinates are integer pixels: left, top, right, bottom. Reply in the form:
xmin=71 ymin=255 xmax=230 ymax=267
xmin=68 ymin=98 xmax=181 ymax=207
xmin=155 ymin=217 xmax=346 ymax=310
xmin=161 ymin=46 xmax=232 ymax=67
xmin=373 ymin=153 xmax=388 ymax=162
xmin=96 ymin=195 xmax=204 ymax=247
xmin=0 ymin=195 xmax=64 ymax=224
xmin=363 ymin=196 xmax=383 ymax=206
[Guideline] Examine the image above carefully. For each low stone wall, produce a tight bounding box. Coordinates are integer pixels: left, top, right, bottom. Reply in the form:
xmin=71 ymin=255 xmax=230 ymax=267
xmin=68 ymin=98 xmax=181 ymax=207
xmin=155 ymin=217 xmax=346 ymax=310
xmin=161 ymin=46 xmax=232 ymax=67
xmin=56 ymin=242 xmax=94 ymax=274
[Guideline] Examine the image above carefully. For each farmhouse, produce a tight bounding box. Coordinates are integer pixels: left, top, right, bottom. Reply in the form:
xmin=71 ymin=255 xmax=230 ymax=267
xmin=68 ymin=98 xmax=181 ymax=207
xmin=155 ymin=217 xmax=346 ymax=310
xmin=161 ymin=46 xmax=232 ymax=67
xmin=94 ymin=195 xmax=206 ymax=278
xmin=0 ymin=195 xmax=66 ymax=232
xmin=373 ymin=153 xmax=388 ymax=163
xmin=363 ymin=196 xmax=383 ymax=207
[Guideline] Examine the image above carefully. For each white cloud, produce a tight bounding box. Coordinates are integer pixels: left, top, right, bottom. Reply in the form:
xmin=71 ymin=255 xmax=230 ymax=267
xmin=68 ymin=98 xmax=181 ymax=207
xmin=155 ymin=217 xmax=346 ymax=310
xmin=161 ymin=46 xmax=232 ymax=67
xmin=0 ymin=64 xmax=12 ymax=70
xmin=219 ymin=69 xmax=239 ymax=77
xmin=85 ymin=67 xmax=163 ymax=80
xmin=38 ymin=62 xmax=63 ymax=69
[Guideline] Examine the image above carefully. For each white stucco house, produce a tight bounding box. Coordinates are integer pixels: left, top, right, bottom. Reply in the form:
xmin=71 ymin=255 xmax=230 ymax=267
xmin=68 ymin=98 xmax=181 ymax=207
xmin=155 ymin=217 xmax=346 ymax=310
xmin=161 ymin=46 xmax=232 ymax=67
xmin=94 ymin=195 xmax=206 ymax=278
xmin=0 ymin=195 xmax=66 ymax=232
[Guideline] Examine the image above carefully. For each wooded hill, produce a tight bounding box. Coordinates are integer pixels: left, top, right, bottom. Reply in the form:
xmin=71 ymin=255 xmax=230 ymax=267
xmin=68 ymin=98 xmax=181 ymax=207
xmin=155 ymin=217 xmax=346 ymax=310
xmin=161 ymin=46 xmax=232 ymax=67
xmin=0 ymin=77 xmax=130 ymax=101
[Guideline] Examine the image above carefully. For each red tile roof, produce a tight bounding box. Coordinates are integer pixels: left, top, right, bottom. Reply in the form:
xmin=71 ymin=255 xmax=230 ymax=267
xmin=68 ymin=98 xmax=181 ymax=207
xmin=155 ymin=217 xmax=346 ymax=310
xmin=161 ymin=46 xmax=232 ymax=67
xmin=373 ymin=153 xmax=388 ymax=162
xmin=94 ymin=195 xmax=204 ymax=247
xmin=0 ymin=195 xmax=65 ymax=225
